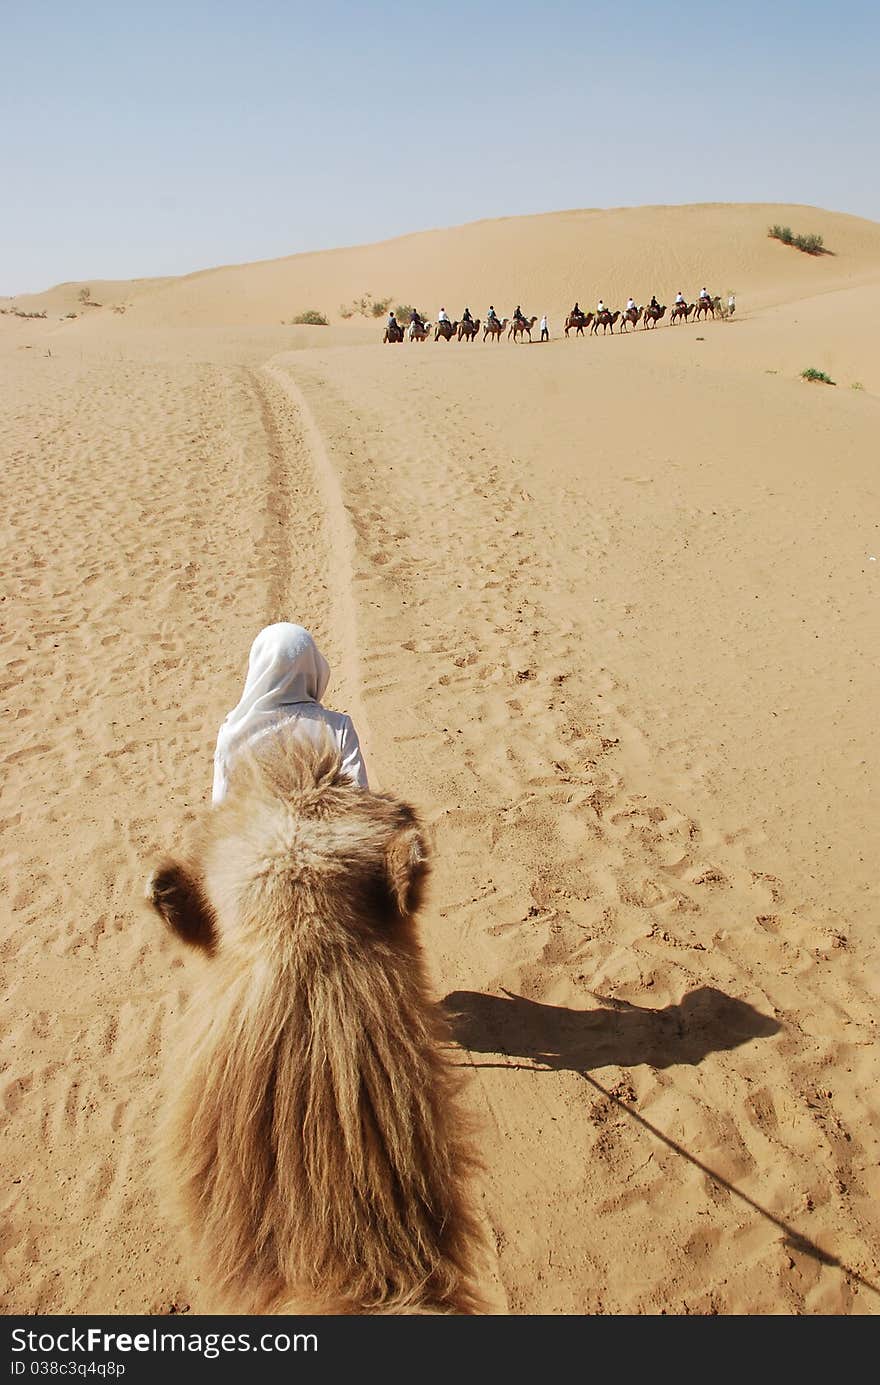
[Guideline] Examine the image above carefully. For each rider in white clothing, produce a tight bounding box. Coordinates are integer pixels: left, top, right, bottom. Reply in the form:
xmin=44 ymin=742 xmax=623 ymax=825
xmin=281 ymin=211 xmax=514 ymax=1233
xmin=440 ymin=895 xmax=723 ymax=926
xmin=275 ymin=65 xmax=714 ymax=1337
xmin=597 ymin=299 xmax=605 ymax=314
xmin=212 ymin=623 xmax=368 ymax=804
xmin=626 ymin=298 xmax=636 ymax=312
xmin=675 ymin=291 xmax=685 ymax=304
xmin=438 ymin=307 xmax=449 ymax=323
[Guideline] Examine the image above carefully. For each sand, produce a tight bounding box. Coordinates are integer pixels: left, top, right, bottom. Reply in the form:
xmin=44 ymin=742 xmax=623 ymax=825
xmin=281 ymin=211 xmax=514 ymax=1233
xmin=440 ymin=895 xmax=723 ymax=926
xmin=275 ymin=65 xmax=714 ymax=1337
xmin=1 ymin=203 xmax=878 ymax=1315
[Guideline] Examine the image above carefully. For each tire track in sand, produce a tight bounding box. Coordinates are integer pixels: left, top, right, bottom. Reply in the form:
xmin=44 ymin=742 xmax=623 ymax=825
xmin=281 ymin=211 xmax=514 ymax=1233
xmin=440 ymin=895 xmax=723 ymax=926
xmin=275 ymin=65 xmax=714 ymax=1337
xmin=258 ymin=360 xmax=373 ymax=776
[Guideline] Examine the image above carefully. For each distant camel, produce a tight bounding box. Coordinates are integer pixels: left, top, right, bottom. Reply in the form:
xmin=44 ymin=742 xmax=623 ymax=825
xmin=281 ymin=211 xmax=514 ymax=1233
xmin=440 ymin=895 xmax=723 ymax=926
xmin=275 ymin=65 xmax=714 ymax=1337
xmin=564 ymin=311 xmax=593 ymax=337
xmin=408 ymin=320 xmax=432 ymax=342
xmin=642 ymin=304 xmax=666 ymax=329
xmin=482 ymin=316 xmax=508 ymax=342
xmin=383 ymin=323 xmax=405 ymax=343
xmin=435 ymin=319 xmax=459 ymax=342
xmin=590 ymin=309 xmax=620 ymax=335
xmin=620 ymin=306 xmax=642 ymax=332
xmin=508 ymin=315 xmax=538 ymax=342
xmin=457 ymin=318 xmax=480 ymax=342
xmin=670 ymin=302 xmax=694 ymax=325
xmin=694 ymin=295 xmax=721 ymax=321
xmin=145 ymin=730 xmax=487 ymax=1316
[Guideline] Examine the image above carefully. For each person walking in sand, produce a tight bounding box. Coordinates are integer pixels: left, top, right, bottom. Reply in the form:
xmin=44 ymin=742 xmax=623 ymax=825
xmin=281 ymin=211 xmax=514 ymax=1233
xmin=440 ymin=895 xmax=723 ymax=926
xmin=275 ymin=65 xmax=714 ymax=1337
xmin=727 ymin=292 xmax=736 ymax=317
xmin=540 ymin=313 xmax=549 ymax=341
xmin=212 ymin=623 xmax=368 ymax=804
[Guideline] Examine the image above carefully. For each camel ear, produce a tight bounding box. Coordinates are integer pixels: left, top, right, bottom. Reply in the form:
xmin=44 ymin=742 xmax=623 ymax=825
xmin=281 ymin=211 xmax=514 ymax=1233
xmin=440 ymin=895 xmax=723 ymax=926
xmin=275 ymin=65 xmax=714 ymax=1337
xmin=384 ymin=819 xmax=430 ymax=917
xmin=145 ymin=859 xmax=217 ymax=954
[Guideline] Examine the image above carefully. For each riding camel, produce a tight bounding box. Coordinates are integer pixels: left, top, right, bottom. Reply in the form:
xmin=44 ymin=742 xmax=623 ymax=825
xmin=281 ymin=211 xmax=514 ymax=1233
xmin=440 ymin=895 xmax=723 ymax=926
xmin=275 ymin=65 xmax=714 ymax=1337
xmin=435 ymin=319 xmax=459 ymax=342
xmin=145 ymin=729 xmax=487 ymax=1316
xmin=564 ymin=311 xmax=593 ymax=337
xmin=508 ymin=315 xmax=538 ymax=342
xmin=642 ymin=304 xmax=666 ymax=329
xmin=408 ymin=320 xmax=432 ymax=343
xmin=694 ymin=295 xmax=722 ymax=321
xmin=670 ymin=302 xmax=694 ymax=325
xmin=383 ymin=323 xmax=405 ymax=344
xmin=590 ymin=309 xmax=620 ymax=335
xmin=620 ymin=306 xmax=642 ymax=332
xmin=457 ymin=318 xmax=480 ymax=342
xmin=482 ymin=316 xmax=508 ymax=342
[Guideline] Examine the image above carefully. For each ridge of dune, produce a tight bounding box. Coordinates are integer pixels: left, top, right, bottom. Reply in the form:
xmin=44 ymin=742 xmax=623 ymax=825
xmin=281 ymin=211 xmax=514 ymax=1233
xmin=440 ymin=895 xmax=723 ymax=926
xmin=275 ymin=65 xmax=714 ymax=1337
xmin=7 ymin=202 xmax=880 ymax=327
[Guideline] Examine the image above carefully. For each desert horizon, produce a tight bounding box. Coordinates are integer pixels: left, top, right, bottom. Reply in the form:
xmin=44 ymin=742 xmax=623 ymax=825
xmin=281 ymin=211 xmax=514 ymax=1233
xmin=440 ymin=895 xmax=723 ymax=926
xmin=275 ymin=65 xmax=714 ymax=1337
xmin=2 ymin=196 xmax=878 ymax=1317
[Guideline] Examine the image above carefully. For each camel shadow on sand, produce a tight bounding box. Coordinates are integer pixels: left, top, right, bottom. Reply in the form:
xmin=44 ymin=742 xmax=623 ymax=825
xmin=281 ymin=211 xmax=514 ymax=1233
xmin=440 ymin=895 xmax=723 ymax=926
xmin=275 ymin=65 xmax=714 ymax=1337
xmin=444 ymin=987 xmax=880 ymax=1295
xmin=442 ymin=985 xmax=780 ymax=1073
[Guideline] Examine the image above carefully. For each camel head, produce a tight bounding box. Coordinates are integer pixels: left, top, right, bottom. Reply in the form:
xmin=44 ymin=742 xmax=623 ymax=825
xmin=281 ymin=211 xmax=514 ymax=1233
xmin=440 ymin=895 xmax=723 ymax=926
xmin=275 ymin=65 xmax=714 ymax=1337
xmin=146 ymin=730 xmax=430 ymax=961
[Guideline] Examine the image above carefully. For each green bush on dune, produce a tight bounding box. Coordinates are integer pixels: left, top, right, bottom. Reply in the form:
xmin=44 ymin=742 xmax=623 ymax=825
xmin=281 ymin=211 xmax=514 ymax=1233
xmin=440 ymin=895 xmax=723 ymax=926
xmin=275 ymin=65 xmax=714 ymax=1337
xmin=291 ymin=309 xmax=329 ymax=325
xmin=769 ymin=225 xmax=825 ymax=255
xmin=801 ymin=367 xmax=835 ymax=385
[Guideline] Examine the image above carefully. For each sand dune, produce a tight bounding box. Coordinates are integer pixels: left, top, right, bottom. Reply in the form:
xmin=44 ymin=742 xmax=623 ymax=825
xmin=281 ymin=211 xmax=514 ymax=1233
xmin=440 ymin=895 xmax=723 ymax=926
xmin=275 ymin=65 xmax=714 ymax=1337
xmin=1 ymin=203 xmax=878 ymax=1314
xmin=9 ymin=202 xmax=880 ymax=328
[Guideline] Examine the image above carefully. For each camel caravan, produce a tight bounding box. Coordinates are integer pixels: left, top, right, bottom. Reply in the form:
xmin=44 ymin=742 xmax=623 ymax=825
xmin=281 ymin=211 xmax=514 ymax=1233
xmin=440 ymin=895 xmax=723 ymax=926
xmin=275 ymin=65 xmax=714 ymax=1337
xmin=385 ymin=289 xmax=731 ymax=343
xmin=146 ymin=727 xmax=488 ymax=1315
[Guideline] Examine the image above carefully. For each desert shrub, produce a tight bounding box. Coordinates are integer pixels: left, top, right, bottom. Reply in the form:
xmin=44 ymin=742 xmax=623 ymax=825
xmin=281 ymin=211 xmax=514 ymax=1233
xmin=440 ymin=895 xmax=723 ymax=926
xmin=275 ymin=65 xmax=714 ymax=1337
xmin=801 ymin=367 xmax=835 ymax=385
xmin=65 ymin=312 xmax=78 ymax=319
xmin=769 ymin=225 xmax=825 ymax=255
xmin=793 ymin=232 xmax=824 ymax=255
xmin=768 ymin=224 xmax=794 ymax=245
xmin=291 ymin=309 xmax=329 ymax=325
xmin=395 ymin=304 xmax=414 ymax=321
xmin=851 ymin=381 xmax=864 ymax=391
xmin=338 ymin=304 xmax=354 ymax=319
xmin=339 ymin=292 xmax=394 ymax=319
xmin=78 ymin=287 xmax=91 ymax=302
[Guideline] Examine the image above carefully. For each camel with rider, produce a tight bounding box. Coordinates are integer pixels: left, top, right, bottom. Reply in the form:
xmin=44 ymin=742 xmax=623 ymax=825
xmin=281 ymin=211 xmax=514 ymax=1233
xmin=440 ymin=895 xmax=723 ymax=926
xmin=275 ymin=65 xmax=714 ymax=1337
xmin=642 ymin=304 xmax=666 ymax=328
xmin=482 ymin=316 xmax=509 ymax=342
xmin=590 ymin=309 xmax=620 ymax=336
xmin=508 ymin=315 xmax=538 ymax=342
xmin=564 ymin=311 xmax=593 ymax=337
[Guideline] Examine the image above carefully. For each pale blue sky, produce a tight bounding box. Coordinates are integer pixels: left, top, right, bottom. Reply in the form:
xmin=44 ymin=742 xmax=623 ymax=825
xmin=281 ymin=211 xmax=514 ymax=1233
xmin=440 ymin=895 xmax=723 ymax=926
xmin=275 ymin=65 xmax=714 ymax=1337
xmin=3 ymin=0 xmax=878 ymax=293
